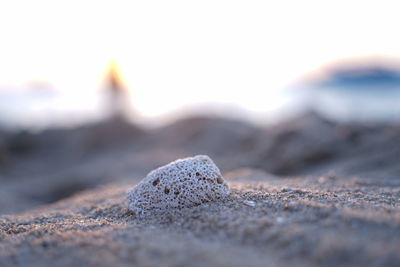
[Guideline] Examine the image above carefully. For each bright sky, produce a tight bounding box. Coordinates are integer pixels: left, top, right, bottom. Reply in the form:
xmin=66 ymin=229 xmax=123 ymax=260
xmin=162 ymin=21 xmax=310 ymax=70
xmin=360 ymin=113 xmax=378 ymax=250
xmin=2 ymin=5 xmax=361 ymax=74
xmin=1 ymin=0 xmax=400 ymax=125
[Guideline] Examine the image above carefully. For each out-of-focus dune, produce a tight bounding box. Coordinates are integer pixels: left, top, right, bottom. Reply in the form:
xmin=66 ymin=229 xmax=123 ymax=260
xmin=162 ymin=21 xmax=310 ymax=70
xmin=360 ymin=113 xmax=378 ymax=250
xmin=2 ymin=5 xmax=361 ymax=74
xmin=0 ymin=112 xmax=399 ymax=214
xmin=0 ymin=113 xmax=399 ymax=266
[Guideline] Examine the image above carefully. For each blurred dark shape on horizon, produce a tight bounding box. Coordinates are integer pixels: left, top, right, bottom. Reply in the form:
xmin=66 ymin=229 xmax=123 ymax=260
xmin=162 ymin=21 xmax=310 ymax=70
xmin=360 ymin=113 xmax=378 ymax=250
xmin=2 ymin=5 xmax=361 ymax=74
xmin=312 ymin=61 xmax=400 ymax=90
xmin=300 ymin=57 xmax=400 ymax=122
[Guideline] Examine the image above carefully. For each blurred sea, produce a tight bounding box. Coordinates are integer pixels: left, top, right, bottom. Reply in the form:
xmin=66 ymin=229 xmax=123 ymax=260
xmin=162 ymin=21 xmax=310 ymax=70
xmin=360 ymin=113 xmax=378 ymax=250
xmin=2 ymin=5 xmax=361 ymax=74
xmin=305 ymin=65 xmax=400 ymax=122
xmin=1 ymin=63 xmax=400 ymax=129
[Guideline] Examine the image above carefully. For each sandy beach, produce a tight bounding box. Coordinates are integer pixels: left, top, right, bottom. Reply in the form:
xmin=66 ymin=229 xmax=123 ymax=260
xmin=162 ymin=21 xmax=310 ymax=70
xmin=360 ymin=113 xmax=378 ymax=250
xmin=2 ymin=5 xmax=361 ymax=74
xmin=1 ymin=113 xmax=400 ymax=266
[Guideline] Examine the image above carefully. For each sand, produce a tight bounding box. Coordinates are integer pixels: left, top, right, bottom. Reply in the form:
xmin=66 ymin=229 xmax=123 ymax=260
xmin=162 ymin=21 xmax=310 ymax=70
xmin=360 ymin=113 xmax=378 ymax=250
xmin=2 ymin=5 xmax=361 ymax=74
xmin=1 ymin=113 xmax=400 ymax=266
xmin=1 ymin=170 xmax=399 ymax=266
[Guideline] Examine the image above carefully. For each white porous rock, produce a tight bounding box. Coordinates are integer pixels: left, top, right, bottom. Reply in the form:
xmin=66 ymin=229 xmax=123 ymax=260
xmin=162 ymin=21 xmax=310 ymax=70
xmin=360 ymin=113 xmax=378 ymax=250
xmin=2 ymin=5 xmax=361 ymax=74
xmin=127 ymin=155 xmax=230 ymax=217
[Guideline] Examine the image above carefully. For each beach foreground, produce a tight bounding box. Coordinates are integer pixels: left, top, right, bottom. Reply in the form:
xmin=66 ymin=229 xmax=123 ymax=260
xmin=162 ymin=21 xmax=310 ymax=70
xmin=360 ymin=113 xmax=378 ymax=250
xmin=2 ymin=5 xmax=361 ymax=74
xmin=1 ymin=169 xmax=399 ymax=267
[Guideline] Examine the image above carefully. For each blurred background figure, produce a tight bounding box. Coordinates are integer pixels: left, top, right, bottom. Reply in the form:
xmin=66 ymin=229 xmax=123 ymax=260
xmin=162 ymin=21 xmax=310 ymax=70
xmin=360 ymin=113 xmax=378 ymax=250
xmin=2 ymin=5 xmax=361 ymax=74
xmin=104 ymin=60 xmax=132 ymax=120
